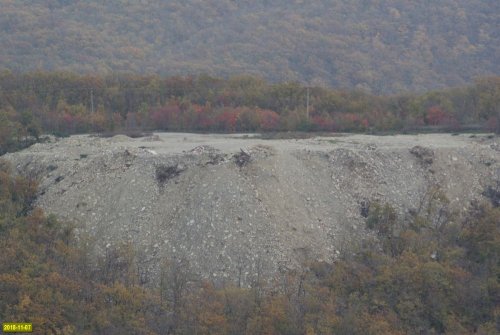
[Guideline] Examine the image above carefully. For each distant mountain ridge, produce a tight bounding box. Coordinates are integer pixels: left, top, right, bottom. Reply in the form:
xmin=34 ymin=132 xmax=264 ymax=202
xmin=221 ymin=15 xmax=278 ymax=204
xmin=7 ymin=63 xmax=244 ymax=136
xmin=0 ymin=0 xmax=498 ymax=93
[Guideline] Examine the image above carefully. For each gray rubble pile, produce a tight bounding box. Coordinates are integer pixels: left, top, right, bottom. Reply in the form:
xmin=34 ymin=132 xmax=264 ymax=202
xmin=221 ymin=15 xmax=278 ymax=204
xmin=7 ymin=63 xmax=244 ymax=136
xmin=3 ymin=133 xmax=499 ymax=286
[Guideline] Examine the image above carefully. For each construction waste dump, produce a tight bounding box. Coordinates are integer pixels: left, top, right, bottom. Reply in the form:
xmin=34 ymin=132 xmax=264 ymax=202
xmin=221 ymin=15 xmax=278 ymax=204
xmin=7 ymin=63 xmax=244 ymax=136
xmin=3 ymin=133 xmax=499 ymax=286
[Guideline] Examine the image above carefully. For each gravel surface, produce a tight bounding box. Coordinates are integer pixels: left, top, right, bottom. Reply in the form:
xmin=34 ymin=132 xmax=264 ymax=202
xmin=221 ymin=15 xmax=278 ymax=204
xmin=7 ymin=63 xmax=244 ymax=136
xmin=3 ymin=132 xmax=499 ymax=285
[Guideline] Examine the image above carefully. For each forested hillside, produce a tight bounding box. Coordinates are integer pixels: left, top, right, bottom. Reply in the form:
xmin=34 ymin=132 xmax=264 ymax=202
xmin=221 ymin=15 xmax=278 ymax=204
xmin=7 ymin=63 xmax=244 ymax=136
xmin=0 ymin=0 xmax=498 ymax=93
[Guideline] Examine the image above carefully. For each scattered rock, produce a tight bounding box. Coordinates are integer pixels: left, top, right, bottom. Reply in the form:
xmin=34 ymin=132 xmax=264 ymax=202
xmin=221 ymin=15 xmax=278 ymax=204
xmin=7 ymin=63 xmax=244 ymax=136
xmin=205 ymin=153 xmax=226 ymax=166
xmin=143 ymin=135 xmax=162 ymax=142
xmin=480 ymin=157 xmax=496 ymax=167
xmin=47 ymin=164 xmax=58 ymax=172
xmin=482 ymin=184 xmax=500 ymax=207
xmin=410 ymin=146 xmax=434 ymax=165
xmin=233 ymin=149 xmax=251 ymax=167
xmin=155 ymin=164 xmax=186 ymax=185
xmin=359 ymin=200 xmax=370 ymax=218
xmin=190 ymin=145 xmax=219 ymax=156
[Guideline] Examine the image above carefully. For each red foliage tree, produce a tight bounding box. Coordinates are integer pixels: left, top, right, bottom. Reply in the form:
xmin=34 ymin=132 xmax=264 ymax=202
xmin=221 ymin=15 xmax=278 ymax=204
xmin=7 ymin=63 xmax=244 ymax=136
xmin=311 ymin=115 xmax=335 ymax=131
xmin=215 ymin=108 xmax=240 ymax=132
xmin=256 ymin=109 xmax=280 ymax=131
xmin=150 ymin=104 xmax=182 ymax=130
xmin=192 ymin=104 xmax=215 ymax=130
xmin=425 ymin=106 xmax=451 ymax=125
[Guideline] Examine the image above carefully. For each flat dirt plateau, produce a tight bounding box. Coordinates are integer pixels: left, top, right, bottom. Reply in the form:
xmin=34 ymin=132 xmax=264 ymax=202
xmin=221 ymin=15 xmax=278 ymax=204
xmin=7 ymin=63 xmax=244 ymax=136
xmin=4 ymin=133 xmax=500 ymax=285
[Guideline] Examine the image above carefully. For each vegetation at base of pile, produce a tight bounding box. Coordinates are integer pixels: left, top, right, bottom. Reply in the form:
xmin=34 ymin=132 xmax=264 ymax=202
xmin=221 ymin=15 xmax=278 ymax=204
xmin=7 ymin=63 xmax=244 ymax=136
xmin=0 ymin=160 xmax=498 ymax=334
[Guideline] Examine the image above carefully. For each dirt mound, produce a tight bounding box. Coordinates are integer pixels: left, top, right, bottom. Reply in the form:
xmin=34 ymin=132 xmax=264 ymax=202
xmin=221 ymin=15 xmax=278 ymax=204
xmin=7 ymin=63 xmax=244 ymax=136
xmin=3 ymin=133 xmax=499 ymax=286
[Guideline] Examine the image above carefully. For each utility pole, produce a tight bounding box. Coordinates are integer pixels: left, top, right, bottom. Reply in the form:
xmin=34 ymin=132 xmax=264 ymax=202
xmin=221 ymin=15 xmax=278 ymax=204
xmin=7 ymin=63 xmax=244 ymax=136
xmin=306 ymin=86 xmax=310 ymax=121
xmin=90 ymin=88 xmax=94 ymax=113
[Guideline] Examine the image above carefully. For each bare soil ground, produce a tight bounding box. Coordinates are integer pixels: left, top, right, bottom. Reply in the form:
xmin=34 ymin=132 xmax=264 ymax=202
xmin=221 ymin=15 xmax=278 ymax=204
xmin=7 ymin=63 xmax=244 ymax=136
xmin=3 ymin=133 xmax=499 ymax=285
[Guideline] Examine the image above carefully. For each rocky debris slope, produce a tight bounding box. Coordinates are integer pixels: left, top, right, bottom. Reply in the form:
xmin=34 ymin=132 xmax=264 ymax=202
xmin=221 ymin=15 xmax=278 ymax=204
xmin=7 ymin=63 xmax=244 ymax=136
xmin=3 ymin=133 xmax=499 ymax=285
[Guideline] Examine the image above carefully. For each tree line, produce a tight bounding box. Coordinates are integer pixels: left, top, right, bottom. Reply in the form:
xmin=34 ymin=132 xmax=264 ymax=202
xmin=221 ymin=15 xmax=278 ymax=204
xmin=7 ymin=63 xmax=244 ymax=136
xmin=0 ymin=159 xmax=498 ymax=334
xmin=0 ymin=72 xmax=499 ymax=154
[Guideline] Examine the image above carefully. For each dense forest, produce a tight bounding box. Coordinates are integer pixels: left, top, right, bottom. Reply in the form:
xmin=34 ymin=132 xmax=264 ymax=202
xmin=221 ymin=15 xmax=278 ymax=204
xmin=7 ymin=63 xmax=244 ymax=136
xmin=0 ymin=0 xmax=499 ymax=93
xmin=1 ymin=155 xmax=499 ymax=334
xmin=1 ymin=72 xmax=500 ymax=154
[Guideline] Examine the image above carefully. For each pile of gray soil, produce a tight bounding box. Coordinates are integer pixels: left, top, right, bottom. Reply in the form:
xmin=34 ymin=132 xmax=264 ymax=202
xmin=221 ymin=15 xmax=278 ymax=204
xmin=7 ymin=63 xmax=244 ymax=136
xmin=3 ymin=133 xmax=499 ymax=286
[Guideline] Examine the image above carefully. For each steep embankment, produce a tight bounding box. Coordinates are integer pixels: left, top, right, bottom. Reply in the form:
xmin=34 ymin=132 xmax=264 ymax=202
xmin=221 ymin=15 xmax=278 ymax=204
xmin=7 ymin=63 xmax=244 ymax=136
xmin=3 ymin=133 xmax=499 ymax=285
